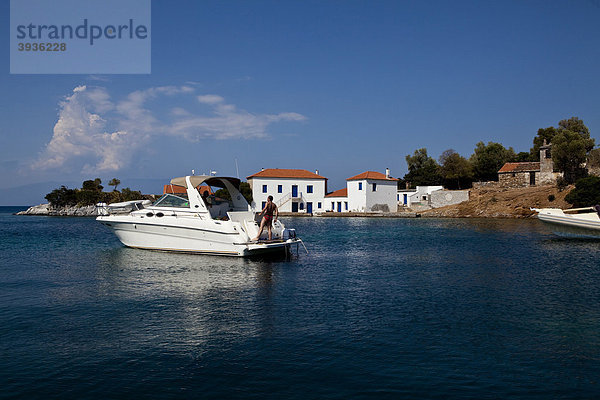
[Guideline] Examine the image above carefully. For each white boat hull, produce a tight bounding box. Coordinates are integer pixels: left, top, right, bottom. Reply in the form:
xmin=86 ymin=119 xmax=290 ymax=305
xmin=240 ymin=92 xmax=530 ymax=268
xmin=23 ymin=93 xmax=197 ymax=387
xmin=98 ymin=215 xmax=296 ymax=257
xmin=535 ymin=208 xmax=600 ymax=238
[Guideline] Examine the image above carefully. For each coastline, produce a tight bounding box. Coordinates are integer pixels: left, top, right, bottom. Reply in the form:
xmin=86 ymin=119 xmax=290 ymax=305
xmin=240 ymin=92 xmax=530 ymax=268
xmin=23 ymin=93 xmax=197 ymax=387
xmin=16 ymin=204 xmax=98 ymax=217
xmin=16 ymin=185 xmax=572 ymax=219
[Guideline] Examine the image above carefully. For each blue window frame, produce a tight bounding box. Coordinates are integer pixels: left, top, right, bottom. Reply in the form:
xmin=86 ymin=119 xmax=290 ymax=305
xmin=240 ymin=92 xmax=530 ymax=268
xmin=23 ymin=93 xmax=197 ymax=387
xmin=299 ymin=203 xmax=304 ymax=210
xmin=372 ymin=183 xmax=377 ymax=191
xmin=318 ymin=202 xmax=321 ymax=209
xmin=344 ymin=202 xmax=348 ymax=210
xmin=277 ymin=184 xmax=282 ymax=193
xmin=307 ymin=185 xmax=313 ymax=194
xmin=358 ymin=182 xmax=362 ymax=190
xmin=331 ymin=202 xmax=335 ymax=210
xmin=262 ymin=184 xmax=267 ymax=193
xmin=262 ymin=201 xmax=266 ymax=209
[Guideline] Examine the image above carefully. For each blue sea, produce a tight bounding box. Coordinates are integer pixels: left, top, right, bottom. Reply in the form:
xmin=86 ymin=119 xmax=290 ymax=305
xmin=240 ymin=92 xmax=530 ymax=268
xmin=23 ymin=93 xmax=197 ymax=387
xmin=1 ymin=206 xmax=599 ymax=399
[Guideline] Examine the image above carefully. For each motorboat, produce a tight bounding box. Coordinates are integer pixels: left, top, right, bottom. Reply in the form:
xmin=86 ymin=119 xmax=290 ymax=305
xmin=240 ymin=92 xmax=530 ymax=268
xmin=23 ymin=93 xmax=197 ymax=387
xmin=96 ymin=175 xmax=302 ymax=257
xmin=532 ymin=206 xmax=600 ymax=238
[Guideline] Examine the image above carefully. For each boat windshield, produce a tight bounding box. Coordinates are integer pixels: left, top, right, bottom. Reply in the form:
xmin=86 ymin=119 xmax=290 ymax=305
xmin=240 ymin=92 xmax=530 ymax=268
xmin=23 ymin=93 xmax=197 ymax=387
xmin=153 ymin=194 xmax=190 ymax=208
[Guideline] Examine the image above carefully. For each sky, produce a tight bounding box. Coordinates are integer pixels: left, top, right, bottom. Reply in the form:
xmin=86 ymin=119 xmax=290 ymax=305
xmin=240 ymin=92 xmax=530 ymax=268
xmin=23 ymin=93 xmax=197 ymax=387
xmin=1 ymin=0 xmax=600 ymax=204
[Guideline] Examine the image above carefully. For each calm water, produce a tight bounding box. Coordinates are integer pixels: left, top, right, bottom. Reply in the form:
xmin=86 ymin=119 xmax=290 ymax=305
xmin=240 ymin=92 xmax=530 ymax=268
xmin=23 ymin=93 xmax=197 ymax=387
xmin=1 ymin=206 xmax=599 ymax=399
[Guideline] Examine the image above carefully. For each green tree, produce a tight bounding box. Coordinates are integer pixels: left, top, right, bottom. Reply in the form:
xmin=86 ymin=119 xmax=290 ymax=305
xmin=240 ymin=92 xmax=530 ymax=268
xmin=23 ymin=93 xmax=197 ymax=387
xmin=77 ymin=178 xmax=104 ymax=206
xmin=214 ymin=181 xmax=253 ymax=204
xmin=587 ymin=148 xmax=600 ymax=170
xmin=120 ymin=188 xmax=143 ymax=202
xmin=470 ymin=141 xmax=516 ymax=182
xmin=76 ymin=189 xmax=102 ymax=206
xmin=404 ymin=148 xmax=441 ymax=188
xmin=44 ymin=186 xmax=78 ymax=208
xmin=530 ymin=126 xmax=557 ymax=161
xmin=439 ymin=149 xmax=473 ymax=189
xmin=82 ymin=178 xmax=103 ymax=192
xmin=239 ymin=182 xmax=253 ymax=203
xmin=551 ymin=118 xmax=595 ymax=183
xmin=515 ymin=151 xmax=533 ymax=162
xmin=108 ymin=178 xmax=121 ymax=191
xmin=564 ymin=176 xmax=600 ymax=207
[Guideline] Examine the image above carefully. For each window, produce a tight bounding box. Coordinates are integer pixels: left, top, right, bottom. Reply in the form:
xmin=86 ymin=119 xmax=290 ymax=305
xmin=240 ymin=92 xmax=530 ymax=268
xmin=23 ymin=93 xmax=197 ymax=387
xmin=277 ymin=184 xmax=282 ymax=193
xmin=331 ymin=202 xmax=335 ymax=210
xmin=344 ymin=202 xmax=348 ymax=210
xmin=307 ymin=185 xmax=313 ymax=193
xmin=153 ymin=194 xmax=189 ymax=208
xmin=262 ymin=201 xmax=266 ymax=209
xmin=318 ymin=202 xmax=322 ymax=209
xmin=358 ymin=182 xmax=362 ymax=190
xmin=299 ymin=203 xmax=304 ymax=210
xmin=262 ymin=184 xmax=267 ymax=193
xmin=372 ymin=183 xmax=377 ymax=191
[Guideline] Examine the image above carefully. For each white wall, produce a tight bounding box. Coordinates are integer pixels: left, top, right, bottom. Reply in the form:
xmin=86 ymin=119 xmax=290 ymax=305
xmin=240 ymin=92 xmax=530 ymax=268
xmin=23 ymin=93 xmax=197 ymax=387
xmin=249 ymin=177 xmax=326 ymax=213
xmin=348 ymin=179 xmax=397 ymax=212
xmin=347 ymin=180 xmax=367 ymax=211
xmin=326 ymin=196 xmax=349 ymax=212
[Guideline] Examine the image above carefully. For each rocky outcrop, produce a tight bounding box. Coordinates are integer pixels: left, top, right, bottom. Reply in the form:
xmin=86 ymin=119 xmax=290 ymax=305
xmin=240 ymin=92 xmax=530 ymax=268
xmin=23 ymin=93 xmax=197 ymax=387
xmin=420 ymin=184 xmax=573 ymax=218
xmin=16 ymin=204 xmax=98 ymax=216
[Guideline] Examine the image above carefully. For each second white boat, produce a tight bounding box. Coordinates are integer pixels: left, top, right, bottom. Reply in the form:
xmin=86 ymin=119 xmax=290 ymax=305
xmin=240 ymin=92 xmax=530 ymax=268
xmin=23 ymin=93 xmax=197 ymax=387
xmin=532 ymin=206 xmax=600 ymax=238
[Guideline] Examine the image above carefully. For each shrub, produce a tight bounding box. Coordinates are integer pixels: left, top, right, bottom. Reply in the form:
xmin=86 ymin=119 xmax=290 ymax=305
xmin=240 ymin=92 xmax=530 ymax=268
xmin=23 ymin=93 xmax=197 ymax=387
xmin=556 ymin=176 xmax=568 ymax=192
xmin=564 ymin=176 xmax=600 ymax=207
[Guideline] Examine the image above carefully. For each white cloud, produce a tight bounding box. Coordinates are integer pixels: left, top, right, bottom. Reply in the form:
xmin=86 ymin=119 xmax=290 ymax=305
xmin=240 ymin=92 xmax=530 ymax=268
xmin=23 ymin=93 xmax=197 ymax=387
xmin=33 ymin=86 xmax=137 ymax=172
xmin=33 ymin=85 xmax=307 ymax=173
xmin=197 ymin=94 xmax=225 ymax=104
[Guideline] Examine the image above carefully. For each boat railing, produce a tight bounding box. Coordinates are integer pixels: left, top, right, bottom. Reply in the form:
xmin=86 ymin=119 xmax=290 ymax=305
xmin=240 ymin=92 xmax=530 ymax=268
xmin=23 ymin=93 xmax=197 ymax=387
xmin=96 ymin=200 xmax=151 ymax=216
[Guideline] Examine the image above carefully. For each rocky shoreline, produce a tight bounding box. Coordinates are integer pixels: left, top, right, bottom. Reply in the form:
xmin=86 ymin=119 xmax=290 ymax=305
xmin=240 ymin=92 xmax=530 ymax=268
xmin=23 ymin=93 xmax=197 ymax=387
xmin=16 ymin=204 xmax=98 ymax=216
xmin=15 ymin=185 xmax=570 ymax=219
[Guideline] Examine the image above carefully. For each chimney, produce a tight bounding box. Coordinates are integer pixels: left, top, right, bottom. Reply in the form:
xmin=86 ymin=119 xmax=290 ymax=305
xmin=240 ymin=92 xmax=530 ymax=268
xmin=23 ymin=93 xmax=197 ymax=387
xmin=261 ymin=167 xmax=264 ymax=171
xmin=406 ymin=182 xmax=410 ymax=190
xmin=385 ymin=168 xmax=390 ymax=179
xmin=315 ymin=169 xmax=319 ymax=175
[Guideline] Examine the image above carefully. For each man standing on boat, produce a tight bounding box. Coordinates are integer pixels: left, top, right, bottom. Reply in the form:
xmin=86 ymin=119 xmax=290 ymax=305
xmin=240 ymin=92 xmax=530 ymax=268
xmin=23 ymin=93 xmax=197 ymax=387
xmin=253 ymin=195 xmax=278 ymax=241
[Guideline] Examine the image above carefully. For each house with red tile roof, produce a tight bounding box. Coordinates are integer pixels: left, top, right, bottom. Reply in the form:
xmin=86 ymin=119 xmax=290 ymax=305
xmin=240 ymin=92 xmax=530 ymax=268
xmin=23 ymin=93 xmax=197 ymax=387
xmin=325 ymin=188 xmax=348 ymax=212
xmin=346 ymin=169 xmax=398 ymax=212
xmin=324 ymin=168 xmax=399 ymax=213
xmin=247 ymin=168 xmax=327 ymax=213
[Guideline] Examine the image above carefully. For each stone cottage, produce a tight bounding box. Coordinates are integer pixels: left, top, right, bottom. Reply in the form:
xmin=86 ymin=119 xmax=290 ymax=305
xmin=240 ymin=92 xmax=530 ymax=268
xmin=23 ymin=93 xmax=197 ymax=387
xmin=497 ymin=141 xmax=558 ymax=187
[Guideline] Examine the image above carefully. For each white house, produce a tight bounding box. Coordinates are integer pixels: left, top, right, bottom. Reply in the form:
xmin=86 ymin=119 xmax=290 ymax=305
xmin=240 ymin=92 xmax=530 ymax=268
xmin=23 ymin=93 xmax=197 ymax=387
xmin=247 ymin=168 xmax=327 ymax=214
xmin=397 ymin=185 xmax=443 ymax=207
xmin=325 ymin=188 xmax=348 ymax=212
xmin=347 ymin=170 xmax=398 ymax=212
xmin=325 ymin=169 xmax=399 ymax=213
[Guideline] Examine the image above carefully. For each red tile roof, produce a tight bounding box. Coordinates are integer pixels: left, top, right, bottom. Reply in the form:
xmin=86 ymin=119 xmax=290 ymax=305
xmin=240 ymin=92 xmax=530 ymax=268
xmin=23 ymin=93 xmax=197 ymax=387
xmin=325 ymin=188 xmax=348 ymax=198
xmin=163 ymin=184 xmax=213 ymax=195
xmin=346 ymin=171 xmax=398 ymax=181
xmin=247 ymin=168 xmax=327 ymax=180
xmin=498 ymin=162 xmax=540 ymax=173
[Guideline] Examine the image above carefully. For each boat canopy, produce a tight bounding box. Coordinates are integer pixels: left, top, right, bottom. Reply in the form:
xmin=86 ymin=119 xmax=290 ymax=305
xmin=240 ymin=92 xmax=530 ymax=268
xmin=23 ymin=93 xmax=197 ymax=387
xmin=170 ymin=176 xmax=241 ymax=189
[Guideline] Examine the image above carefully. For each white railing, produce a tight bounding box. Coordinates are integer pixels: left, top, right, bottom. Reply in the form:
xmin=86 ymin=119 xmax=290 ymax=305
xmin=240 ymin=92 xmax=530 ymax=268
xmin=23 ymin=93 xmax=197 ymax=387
xmin=277 ymin=192 xmax=292 ymax=207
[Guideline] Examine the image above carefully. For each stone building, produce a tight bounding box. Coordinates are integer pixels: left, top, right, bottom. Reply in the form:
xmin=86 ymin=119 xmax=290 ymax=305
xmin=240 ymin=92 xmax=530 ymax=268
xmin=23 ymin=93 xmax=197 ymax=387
xmin=497 ymin=162 xmax=541 ymax=187
xmin=497 ymin=141 xmax=559 ymax=187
